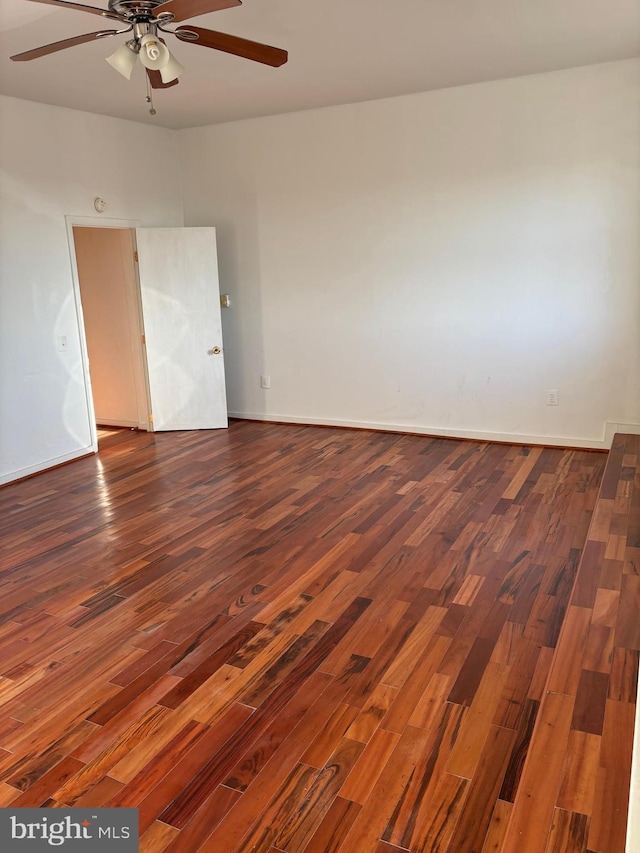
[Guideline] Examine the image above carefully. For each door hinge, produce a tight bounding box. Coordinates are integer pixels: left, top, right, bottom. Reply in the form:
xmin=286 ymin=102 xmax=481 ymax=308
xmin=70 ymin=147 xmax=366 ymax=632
xmin=149 ymin=413 xmax=153 ymax=424
xmin=141 ymin=334 xmax=146 ymax=345
xmin=134 ymin=251 xmax=139 ymax=262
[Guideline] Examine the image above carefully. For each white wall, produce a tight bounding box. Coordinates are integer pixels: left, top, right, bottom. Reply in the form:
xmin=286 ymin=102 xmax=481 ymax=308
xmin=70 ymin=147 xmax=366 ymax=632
xmin=179 ymin=58 xmax=640 ymax=447
xmin=2 ymin=60 xmax=638 ymax=483
xmin=0 ymin=96 xmax=183 ymax=483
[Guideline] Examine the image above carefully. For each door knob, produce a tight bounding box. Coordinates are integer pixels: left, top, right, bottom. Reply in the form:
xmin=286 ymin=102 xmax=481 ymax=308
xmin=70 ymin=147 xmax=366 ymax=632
xmin=210 ymin=346 xmax=221 ymax=355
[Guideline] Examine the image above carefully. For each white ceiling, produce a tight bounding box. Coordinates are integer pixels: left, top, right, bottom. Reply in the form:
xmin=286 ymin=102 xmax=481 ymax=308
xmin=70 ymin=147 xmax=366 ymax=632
xmin=0 ymin=0 xmax=638 ymax=129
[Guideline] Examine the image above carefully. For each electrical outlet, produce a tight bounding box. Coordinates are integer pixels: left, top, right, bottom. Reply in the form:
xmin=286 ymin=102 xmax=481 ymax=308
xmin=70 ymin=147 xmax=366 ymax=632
xmin=57 ymin=335 xmax=69 ymax=352
xmin=547 ymin=389 xmax=559 ymax=406
xmin=261 ymin=375 xmax=271 ymax=389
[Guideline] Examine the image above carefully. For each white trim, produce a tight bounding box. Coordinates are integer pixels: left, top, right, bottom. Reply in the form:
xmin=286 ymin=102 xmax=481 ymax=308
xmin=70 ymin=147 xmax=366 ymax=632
xmin=627 ymin=660 xmax=640 ymax=852
xmin=65 ymin=215 xmax=152 ymax=442
xmin=130 ymin=231 xmax=153 ymax=432
xmin=229 ymin=412 xmax=640 ymax=449
xmin=65 ymin=216 xmax=101 ymax=454
xmin=65 ymin=216 xmax=142 ymax=229
xmin=0 ymin=446 xmax=94 ymax=486
xmin=605 ymin=422 xmax=640 ymax=442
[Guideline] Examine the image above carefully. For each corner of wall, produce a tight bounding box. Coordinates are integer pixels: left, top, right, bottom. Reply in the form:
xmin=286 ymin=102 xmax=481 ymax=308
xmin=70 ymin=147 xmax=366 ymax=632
xmin=604 ymin=422 xmax=640 ymax=448
xmin=172 ymin=127 xmax=188 ymax=227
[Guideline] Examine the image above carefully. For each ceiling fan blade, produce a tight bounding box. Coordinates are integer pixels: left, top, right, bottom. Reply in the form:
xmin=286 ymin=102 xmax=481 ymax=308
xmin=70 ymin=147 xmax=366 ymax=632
xmin=174 ymin=26 xmax=287 ymax=67
xmin=10 ymin=30 xmax=119 ymax=61
xmin=146 ymin=68 xmax=179 ymax=89
xmin=23 ymin=0 xmax=122 ymax=21
xmin=153 ymin=0 xmax=241 ymax=24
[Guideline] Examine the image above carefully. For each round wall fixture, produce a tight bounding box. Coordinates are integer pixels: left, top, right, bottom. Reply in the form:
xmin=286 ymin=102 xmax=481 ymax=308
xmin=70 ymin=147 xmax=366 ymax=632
xmin=94 ymin=197 xmax=107 ymax=213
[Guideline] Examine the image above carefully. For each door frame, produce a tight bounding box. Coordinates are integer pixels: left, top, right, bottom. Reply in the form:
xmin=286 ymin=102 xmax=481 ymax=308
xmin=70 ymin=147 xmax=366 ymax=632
xmin=65 ymin=216 xmax=152 ymax=450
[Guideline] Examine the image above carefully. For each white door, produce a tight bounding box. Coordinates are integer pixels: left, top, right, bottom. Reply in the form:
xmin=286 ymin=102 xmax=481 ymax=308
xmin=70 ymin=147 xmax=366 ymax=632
xmin=135 ymin=227 xmax=228 ymax=431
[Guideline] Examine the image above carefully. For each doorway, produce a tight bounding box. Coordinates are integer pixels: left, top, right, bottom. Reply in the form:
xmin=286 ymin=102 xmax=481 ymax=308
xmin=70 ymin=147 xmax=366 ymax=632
xmin=71 ymin=224 xmax=151 ymax=440
xmin=68 ymin=219 xmax=228 ymax=447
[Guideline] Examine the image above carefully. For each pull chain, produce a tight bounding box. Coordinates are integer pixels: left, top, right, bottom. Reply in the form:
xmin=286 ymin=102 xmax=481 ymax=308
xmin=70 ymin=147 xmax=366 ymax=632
xmin=145 ymin=72 xmax=157 ymax=116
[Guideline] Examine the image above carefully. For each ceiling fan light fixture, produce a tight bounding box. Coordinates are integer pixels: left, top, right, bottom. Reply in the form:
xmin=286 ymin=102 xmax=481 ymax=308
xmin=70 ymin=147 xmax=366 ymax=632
xmin=138 ymin=33 xmax=170 ymax=70
xmin=106 ymin=40 xmax=138 ymax=79
xmin=12 ymin=0 xmax=288 ymax=110
xmin=159 ymin=52 xmax=185 ymax=83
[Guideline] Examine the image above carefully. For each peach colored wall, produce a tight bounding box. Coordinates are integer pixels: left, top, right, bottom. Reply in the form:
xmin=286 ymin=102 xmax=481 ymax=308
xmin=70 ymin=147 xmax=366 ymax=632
xmin=74 ymin=227 xmax=143 ymax=427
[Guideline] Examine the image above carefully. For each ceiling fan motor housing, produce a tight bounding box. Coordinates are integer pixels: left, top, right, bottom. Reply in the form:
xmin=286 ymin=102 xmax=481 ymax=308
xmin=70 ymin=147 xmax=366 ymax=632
xmin=108 ymin=1 xmax=172 ymax=22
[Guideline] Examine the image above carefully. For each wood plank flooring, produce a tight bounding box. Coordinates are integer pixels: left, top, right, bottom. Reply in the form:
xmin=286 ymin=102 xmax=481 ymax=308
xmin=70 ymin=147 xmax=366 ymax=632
xmin=502 ymin=432 xmax=640 ymax=853
xmin=0 ymin=421 xmax=635 ymax=851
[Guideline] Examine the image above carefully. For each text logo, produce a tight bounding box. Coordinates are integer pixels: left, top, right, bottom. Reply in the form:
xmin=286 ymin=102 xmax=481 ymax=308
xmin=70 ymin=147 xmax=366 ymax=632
xmin=0 ymin=809 xmax=138 ymax=851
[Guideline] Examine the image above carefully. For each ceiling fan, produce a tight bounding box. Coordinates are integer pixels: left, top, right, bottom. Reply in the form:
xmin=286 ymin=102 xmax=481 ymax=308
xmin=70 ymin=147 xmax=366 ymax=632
xmin=10 ymin=0 xmax=287 ymax=107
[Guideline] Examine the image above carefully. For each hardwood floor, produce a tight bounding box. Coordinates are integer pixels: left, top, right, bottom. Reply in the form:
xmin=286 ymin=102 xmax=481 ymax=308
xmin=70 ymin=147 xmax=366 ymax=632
xmin=0 ymin=421 xmax=635 ymax=852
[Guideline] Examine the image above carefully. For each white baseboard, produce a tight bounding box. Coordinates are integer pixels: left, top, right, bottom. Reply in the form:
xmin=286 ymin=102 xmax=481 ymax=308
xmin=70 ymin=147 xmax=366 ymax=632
xmin=229 ymin=412 xmax=640 ymax=450
xmin=0 ymin=445 xmax=96 ymax=486
xmin=628 ymin=661 xmax=640 ymax=852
